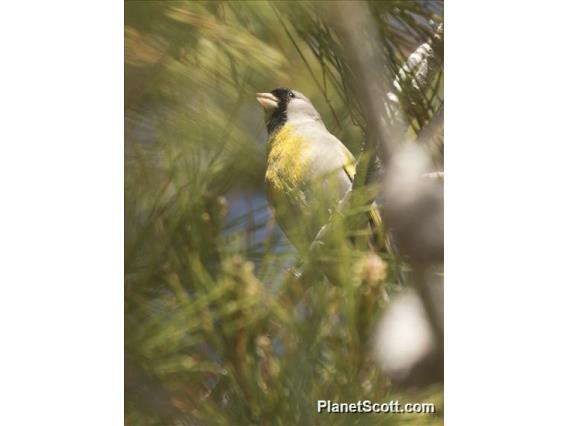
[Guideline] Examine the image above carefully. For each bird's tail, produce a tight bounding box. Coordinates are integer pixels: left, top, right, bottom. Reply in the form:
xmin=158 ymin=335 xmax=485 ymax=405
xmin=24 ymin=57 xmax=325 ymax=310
xmin=368 ymin=202 xmax=397 ymax=258
xmin=367 ymin=203 xmax=406 ymax=286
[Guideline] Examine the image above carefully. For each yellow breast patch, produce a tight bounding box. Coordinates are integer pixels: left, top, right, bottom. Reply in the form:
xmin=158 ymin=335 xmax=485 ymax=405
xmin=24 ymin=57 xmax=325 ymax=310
xmin=265 ymin=124 xmax=308 ymax=193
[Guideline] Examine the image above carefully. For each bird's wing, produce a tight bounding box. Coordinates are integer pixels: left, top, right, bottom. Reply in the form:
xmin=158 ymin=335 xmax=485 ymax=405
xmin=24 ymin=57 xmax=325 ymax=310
xmin=338 ymin=145 xmax=381 ymax=229
xmin=340 ymin=144 xmax=357 ymax=183
xmin=337 ymin=141 xmax=392 ymax=252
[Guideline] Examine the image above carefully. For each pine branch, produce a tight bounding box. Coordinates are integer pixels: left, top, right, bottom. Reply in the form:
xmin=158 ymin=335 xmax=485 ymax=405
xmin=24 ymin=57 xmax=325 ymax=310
xmin=308 ymin=1 xmax=444 ymax=388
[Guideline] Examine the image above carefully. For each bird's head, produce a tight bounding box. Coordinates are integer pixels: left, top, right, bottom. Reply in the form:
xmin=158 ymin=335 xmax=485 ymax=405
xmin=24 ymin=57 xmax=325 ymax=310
xmin=256 ymin=88 xmax=321 ymax=134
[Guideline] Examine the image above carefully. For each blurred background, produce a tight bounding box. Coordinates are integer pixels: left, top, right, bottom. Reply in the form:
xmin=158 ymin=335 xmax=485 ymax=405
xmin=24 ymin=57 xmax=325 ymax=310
xmin=125 ymin=1 xmax=443 ymax=425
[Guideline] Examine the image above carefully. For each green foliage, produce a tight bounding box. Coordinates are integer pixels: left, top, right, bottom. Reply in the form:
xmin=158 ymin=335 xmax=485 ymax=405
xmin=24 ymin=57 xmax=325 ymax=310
xmin=125 ymin=1 xmax=443 ymax=425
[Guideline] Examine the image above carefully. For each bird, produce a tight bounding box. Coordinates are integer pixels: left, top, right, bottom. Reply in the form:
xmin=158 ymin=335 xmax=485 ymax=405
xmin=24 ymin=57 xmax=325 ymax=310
xmin=256 ymin=88 xmax=386 ymax=255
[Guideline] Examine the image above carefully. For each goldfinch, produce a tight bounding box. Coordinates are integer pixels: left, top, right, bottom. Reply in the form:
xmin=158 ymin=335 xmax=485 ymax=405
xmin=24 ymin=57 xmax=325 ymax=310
xmin=256 ymin=88 xmax=383 ymax=253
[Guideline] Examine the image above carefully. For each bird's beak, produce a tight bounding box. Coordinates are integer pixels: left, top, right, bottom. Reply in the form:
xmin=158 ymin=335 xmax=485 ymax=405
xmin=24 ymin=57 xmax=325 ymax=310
xmin=256 ymin=92 xmax=279 ymax=110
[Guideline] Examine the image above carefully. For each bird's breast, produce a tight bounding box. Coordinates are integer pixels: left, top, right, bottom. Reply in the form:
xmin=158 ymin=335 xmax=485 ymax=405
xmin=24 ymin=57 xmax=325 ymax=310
xmin=265 ymin=124 xmax=310 ymax=193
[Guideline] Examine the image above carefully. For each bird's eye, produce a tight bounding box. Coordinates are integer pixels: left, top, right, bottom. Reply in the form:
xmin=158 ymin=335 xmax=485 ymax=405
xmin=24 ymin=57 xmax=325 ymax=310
xmin=288 ymin=91 xmax=295 ymax=98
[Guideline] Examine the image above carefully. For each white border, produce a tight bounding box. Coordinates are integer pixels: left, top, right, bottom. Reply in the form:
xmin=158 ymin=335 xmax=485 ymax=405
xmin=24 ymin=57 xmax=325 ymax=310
xmin=0 ymin=1 xmax=123 ymax=425
xmin=446 ymin=1 xmax=568 ymax=424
